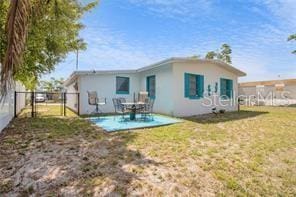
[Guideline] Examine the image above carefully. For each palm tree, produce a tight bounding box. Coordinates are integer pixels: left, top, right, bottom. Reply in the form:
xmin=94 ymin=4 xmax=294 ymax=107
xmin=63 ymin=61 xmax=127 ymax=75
xmin=0 ymin=0 xmax=96 ymax=97
xmin=73 ymin=38 xmax=87 ymax=70
xmin=288 ymin=34 xmax=296 ymax=54
xmin=1 ymin=0 xmax=31 ymax=96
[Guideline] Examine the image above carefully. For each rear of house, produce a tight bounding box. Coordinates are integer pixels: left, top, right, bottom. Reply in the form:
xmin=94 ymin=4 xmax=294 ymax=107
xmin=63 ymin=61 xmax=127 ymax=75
xmin=64 ymin=58 xmax=246 ymax=117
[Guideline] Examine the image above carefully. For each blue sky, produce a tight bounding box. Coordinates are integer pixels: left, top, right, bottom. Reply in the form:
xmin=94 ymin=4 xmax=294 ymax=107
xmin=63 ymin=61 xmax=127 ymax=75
xmin=45 ymin=0 xmax=296 ymax=82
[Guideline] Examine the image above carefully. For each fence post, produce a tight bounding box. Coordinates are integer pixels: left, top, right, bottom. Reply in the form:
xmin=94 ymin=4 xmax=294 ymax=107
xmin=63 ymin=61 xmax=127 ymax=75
xmin=77 ymin=93 xmax=80 ymax=116
xmin=14 ymin=91 xmax=17 ymax=118
xmin=60 ymin=92 xmax=63 ymax=116
xmin=31 ymin=92 xmax=35 ymax=117
xmin=272 ymin=91 xmax=274 ymax=106
xmin=63 ymin=92 xmax=66 ymax=116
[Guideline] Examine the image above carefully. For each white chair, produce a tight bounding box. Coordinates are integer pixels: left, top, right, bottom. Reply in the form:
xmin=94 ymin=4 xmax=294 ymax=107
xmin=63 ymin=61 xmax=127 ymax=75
xmin=138 ymin=91 xmax=148 ymax=103
xmin=87 ymin=91 xmax=106 ymax=115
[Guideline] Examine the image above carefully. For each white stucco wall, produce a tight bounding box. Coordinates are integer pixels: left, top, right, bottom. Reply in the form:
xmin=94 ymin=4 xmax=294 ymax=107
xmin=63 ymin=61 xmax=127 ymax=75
xmin=66 ymin=61 xmax=242 ymax=116
xmin=171 ymin=61 xmax=239 ymax=117
xmin=139 ymin=64 xmax=174 ymax=115
xmin=65 ymin=80 xmax=79 ymax=113
xmin=79 ymin=73 xmax=140 ymax=114
xmin=0 ymin=82 xmax=26 ymax=132
xmin=285 ymin=84 xmax=296 ymax=99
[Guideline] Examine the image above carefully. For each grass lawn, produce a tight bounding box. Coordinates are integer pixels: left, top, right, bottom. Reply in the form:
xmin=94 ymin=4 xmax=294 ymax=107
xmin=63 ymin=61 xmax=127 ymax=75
xmin=0 ymin=106 xmax=295 ymax=196
xmin=19 ymin=104 xmax=77 ymax=117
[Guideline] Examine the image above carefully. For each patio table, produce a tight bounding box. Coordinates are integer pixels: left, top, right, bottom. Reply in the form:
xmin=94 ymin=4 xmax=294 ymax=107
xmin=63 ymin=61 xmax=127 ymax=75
xmin=121 ymin=102 xmax=145 ymax=120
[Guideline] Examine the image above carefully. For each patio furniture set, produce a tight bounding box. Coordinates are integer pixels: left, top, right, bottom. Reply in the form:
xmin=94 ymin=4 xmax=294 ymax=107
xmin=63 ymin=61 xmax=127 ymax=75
xmin=88 ymin=91 xmax=155 ymax=121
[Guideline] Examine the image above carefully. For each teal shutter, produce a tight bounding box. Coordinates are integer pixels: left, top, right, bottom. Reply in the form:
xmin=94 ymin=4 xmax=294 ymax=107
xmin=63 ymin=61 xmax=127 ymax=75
xmin=220 ymin=78 xmax=226 ymax=96
xmin=184 ymin=73 xmax=189 ymax=98
xmin=220 ymin=78 xmax=233 ymax=99
xmin=146 ymin=77 xmax=149 ymax=96
xmin=146 ymin=76 xmax=156 ymax=99
xmin=227 ymin=79 xmax=233 ymax=98
xmin=197 ymin=75 xmax=204 ymax=98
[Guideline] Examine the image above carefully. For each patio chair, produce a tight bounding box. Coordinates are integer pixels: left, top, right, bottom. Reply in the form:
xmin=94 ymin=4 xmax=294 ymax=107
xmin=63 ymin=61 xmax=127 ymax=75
xmin=87 ymin=91 xmax=106 ymax=115
xmin=138 ymin=91 xmax=148 ymax=103
xmin=140 ymin=98 xmax=155 ymax=121
xmin=112 ymin=98 xmax=129 ymax=120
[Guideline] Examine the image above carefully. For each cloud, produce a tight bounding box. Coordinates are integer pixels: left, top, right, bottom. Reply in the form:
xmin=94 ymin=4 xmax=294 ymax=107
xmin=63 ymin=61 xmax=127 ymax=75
xmin=48 ymin=26 xmax=169 ymax=80
xmin=45 ymin=0 xmax=296 ymax=82
xmin=126 ymin=0 xmax=214 ymax=21
xmin=262 ymin=0 xmax=296 ymax=26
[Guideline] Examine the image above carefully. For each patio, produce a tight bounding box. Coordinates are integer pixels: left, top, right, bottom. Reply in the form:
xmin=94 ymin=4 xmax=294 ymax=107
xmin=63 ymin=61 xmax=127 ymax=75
xmin=88 ymin=115 xmax=182 ymax=132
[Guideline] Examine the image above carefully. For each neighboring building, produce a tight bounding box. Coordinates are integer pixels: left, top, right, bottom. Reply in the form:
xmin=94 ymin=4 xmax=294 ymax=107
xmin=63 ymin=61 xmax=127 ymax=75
xmin=239 ymin=79 xmax=296 ymax=106
xmin=64 ymin=57 xmax=246 ymax=117
xmin=0 ymin=82 xmax=26 ymax=132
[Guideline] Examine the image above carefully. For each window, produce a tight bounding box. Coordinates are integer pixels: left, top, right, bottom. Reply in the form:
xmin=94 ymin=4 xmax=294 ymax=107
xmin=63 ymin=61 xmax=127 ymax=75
xmin=220 ymin=78 xmax=233 ymax=99
xmin=116 ymin=76 xmax=129 ymax=94
xmin=146 ymin=75 xmax=156 ymax=98
xmin=184 ymin=73 xmax=204 ymax=99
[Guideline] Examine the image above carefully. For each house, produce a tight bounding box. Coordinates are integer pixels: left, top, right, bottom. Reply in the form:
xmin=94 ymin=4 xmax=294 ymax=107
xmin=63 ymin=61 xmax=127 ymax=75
xmin=64 ymin=57 xmax=246 ymax=117
xmin=239 ymin=79 xmax=296 ymax=106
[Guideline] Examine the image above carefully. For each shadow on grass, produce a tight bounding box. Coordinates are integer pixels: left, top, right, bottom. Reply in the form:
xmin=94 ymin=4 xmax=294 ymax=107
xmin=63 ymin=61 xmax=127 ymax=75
xmin=286 ymin=104 xmax=296 ymax=107
xmin=0 ymin=117 xmax=159 ymax=196
xmin=185 ymin=110 xmax=269 ymax=124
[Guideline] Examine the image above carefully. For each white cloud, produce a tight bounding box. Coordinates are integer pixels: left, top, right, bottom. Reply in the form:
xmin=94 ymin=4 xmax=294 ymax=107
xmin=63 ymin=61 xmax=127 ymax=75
xmin=254 ymin=0 xmax=296 ymax=28
xmin=126 ymin=0 xmax=213 ymax=21
xmin=76 ymin=27 xmax=158 ymax=70
xmin=45 ymin=0 xmax=296 ymax=81
xmin=49 ymin=26 xmax=170 ymax=80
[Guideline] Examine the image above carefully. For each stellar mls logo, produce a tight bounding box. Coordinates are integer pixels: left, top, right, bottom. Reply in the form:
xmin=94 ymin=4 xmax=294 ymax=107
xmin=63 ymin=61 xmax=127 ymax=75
xmin=201 ymin=91 xmax=293 ymax=107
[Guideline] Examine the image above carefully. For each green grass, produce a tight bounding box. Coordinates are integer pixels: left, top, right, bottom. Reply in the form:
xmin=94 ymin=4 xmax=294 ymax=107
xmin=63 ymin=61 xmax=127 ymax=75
xmin=0 ymin=106 xmax=295 ymax=196
xmin=19 ymin=104 xmax=77 ymax=117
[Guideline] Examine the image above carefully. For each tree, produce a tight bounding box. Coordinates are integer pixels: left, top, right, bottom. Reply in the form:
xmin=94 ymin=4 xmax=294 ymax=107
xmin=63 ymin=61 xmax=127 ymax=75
xmin=288 ymin=34 xmax=296 ymax=54
xmin=205 ymin=44 xmax=232 ymax=64
xmin=0 ymin=0 xmax=30 ymax=95
xmin=219 ymin=44 xmax=232 ymax=64
xmin=191 ymin=55 xmax=201 ymax=59
xmin=39 ymin=77 xmax=64 ymax=92
xmin=205 ymin=51 xmax=217 ymax=60
xmin=71 ymin=38 xmax=87 ymax=70
xmin=0 ymin=0 xmax=98 ymax=95
xmin=0 ymin=1 xmax=9 ymax=62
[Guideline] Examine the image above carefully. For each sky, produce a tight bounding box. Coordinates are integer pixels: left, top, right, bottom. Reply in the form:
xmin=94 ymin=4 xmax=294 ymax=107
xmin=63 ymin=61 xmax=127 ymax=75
xmin=45 ymin=0 xmax=296 ymax=82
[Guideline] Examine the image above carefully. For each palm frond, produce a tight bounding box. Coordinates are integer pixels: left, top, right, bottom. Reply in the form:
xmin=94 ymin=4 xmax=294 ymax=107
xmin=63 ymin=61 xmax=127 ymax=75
xmin=287 ymin=34 xmax=296 ymax=41
xmin=0 ymin=0 xmax=31 ymax=96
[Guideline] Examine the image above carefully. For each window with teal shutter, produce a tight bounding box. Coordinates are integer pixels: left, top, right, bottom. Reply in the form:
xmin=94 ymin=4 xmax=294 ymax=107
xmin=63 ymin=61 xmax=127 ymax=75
xmin=184 ymin=73 xmax=204 ymax=99
xmin=220 ymin=78 xmax=233 ymax=99
xmin=146 ymin=75 xmax=156 ymax=98
xmin=184 ymin=73 xmax=190 ymax=98
xmin=227 ymin=79 xmax=233 ymax=98
xmin=197 ymin=75 xmax=204 ymax=98
xmin=116 ymin=76 xmax=130 ymax=94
